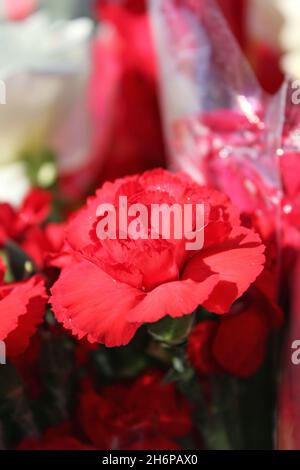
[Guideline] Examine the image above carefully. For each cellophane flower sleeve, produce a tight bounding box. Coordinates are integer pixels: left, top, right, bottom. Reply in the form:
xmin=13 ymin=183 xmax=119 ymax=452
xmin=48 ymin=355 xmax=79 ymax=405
xmin=277 ymin=85 xmax=300 ymax=450
xmin=277 ymin=255 xmax=300 ymax=449
xmin=150 ymin=0 xmax=288 ymax=449
xmin=149 ymin=0 xmax=284 ymax=221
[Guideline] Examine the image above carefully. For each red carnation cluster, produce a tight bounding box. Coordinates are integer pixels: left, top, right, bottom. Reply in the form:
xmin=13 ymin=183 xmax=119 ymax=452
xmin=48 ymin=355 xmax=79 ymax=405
xmin=19 ymin=370 xmax=191 ymax=450
xmin=0 ymin=191 xmax=50 ymax=358
xmin=0 ymin=0 xmax=296 ymax=452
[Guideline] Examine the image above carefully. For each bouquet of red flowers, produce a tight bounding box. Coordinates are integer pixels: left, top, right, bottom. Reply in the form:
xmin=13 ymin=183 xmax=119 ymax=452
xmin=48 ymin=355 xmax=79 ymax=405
xmin=0 ymin=0 xmax=299 ymax=452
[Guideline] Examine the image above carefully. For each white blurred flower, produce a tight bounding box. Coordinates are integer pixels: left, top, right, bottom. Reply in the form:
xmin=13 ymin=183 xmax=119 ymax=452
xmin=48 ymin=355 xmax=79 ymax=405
xmin=275 ymin=0 xmax=300 ymax=78
xmin=0 ymin=12 xmax=93 ymax=78
xmin=0 ymin=12 xmax=93 ymax=205
xmin=247 ymin=0 xmax=300 ymax=78
xmin=0 ymin=0 xmax=93 ymax=21
xmin=0 ymin=161 xmax=30 ymax=207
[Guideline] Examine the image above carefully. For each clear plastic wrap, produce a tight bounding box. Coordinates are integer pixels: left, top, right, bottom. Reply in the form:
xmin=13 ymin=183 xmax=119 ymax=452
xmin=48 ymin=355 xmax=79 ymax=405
xmin=150 ymin=0 xmax=297 ymax=448
xmin=277 ymin=255 xmax=300 ymax=449
xmin=149 ymin=0 xmax=285 ymax=222
xmin=276 ymin=85 xmax=300 ymax=450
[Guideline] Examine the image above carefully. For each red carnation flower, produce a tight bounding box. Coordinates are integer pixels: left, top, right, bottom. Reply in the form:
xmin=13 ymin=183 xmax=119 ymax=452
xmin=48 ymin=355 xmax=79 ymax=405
xmin=19 ymin=370 xmax=187 ymax=450
xmin=0 ymin=189 xmax=70 ymax=273
xmin=0 ymin=261 xmax=47 ymax=357
xmin=19 ymin=436 xmax=92 ymax=451
xmin=0 ymin=188 xmax=52 ymax=246
xmin=21 ymin=222 xmax=71 ymax=271
xmin=19 ymin=422 xmax=94 ymax=450
xmin=188 ymin=271 xmax=283 ymax=378
xmin=51 ymin=169 xmax=265 ymax=347
xmin=78 ymin=369 xmax=191 ymax=449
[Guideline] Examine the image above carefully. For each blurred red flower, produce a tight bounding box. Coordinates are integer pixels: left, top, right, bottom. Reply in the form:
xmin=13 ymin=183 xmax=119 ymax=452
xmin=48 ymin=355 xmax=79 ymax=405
xmin=0 ymin=188 xmax=52 ymax=246
xmin=19 ymin=422 xmax=94 ymax=450
xmin=18 ymin=369 xmax=188 ymax=450
xmin=0 ymin=188 xmax=70 ymax=273
xmin=19 ymin=437 xmax=92 ymax=450
xmin=188 ymin=271 xmax=283 ymax=378
xmin=79 ymin=369 xmax=190 ymax=449
xmin=87 ymin=0 xmax=166 ymax=186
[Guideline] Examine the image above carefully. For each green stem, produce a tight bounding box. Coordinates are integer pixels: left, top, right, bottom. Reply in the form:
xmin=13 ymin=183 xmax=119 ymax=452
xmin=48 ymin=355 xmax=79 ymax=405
xmin=164 ymin=346 xmax=232 ymax=450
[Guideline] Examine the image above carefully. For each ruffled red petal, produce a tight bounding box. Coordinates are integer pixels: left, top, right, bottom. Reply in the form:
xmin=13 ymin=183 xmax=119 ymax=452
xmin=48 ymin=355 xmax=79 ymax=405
xmin=0 ymin=275 xmax=47 ymax=357
xmin=51 ymin=260 xmax=142 ymax=347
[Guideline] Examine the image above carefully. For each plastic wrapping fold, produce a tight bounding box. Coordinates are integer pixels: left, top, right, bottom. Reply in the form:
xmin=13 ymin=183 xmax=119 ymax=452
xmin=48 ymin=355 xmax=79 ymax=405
xmin=149 ymin=0 xmax=285 ymax=222
xmin=277 ymin=255 xmax=300 ymax=449
xmin=276 ymin=85 xmax=300 ymax=450
xmin=150 ymin=0 xmax=300 ymax=450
